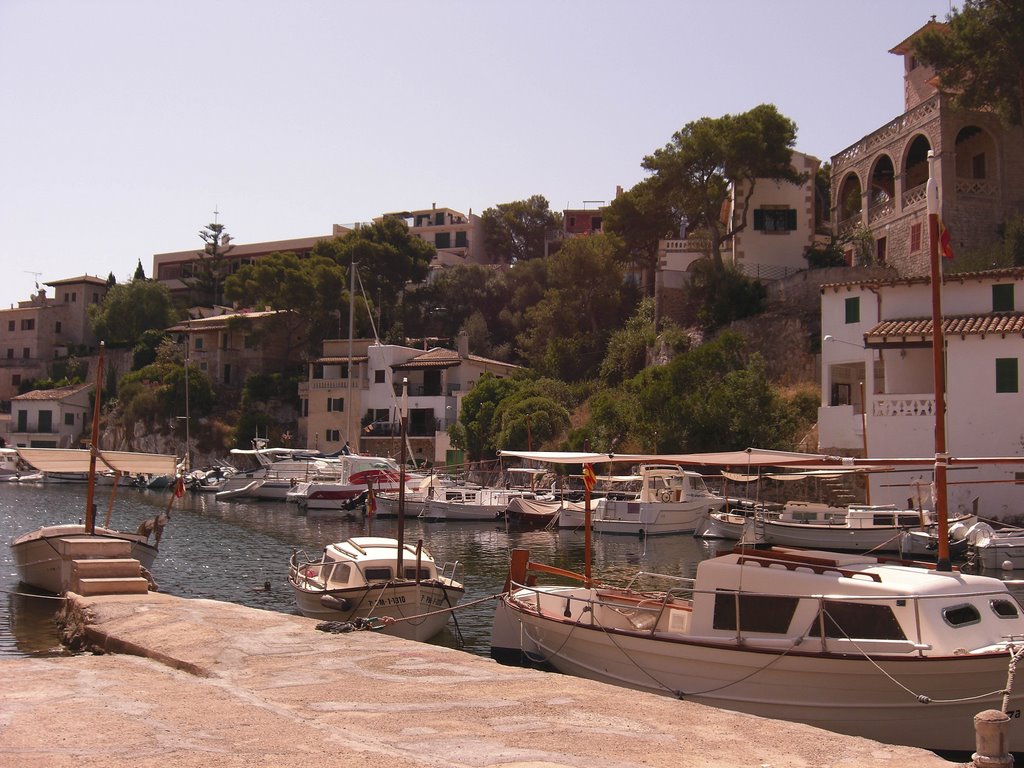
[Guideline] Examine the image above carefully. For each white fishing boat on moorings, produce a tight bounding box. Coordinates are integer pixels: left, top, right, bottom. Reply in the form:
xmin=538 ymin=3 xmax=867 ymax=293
xmin=556 ymin=464 xmax=723 ymax=535
xmin=756 ymin=500 xmax=962 ymax=554
xmin=419 ymin=486 xmax=533 ymax=521
xmin=491 ymin=544 xmax=1024 ymax=753
xmin=288 ymin=536 xmax=465 ymax=641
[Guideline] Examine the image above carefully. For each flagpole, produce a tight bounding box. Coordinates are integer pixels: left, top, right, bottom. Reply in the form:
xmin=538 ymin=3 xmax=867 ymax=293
xmin=926 ymin=149 xmax=951 ymax=572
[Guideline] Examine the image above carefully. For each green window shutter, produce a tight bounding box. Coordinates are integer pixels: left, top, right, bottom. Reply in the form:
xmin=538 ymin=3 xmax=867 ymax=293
xmin=753 ymin=209 xmax=765 ymax=230
xmin=993 ymin=284 xmax=1014 ymax=312
xmin=787 ymin=209 xmax=798 ymax=230
xmin=845 ymin=297 xmax=860 ymax=324
xmin=996 ymin=358 xmax=1019 ymax=393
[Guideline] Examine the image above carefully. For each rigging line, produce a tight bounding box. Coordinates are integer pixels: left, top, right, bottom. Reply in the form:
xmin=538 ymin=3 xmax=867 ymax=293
xmin=368 ymin=592 xmax=505 ymax=626
xmin=519 ymin=604 xmax=588 ymax=666
xmin=1002 ymin=645 xmax=1024 ymax=714
xmin=0 ymin=588 xmax=67 ymax=600
xmin=822 ymin=607 xmax=1011 ymax=705
xmin=355 ymin=265 xmax=416 ymax=465
xmin=589 ymin=608 xmax=807 ymax=698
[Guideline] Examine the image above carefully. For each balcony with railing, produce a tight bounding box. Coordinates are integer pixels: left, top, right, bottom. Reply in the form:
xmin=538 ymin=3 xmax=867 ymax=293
xmin=901 ymin=183 xmax=927 ymax=209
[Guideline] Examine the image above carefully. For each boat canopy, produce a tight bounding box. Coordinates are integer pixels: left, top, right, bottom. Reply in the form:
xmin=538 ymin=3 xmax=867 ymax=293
xmin=497 ymin=448 xmax=858 ymax=468
xmin=16 ymin=447 xmax=178 ymax=476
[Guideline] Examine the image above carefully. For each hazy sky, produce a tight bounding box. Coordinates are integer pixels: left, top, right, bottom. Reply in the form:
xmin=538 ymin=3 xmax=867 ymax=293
xmin=0 ymin=0 xmax=951 ymax=309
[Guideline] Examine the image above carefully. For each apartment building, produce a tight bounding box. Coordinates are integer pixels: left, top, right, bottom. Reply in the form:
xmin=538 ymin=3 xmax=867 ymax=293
xmin=300 ymin=331 xmax=519 ymax=465
xmin=378 ymin=205 xmax=487 ymax=269
xmin=7 ymin=382 xmax=93 ymax=448
xmin=830 ymin=20 xmax=1024 ymax=276
xmin=0 ymin=275 xmax=109 ymax=407
xmin=166 ymin=309 xmax=295 ymax=389
xmin=817 ymin=268 xmax=1024 ymax=519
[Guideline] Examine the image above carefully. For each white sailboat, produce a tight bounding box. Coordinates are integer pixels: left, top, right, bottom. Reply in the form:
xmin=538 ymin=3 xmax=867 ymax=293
xmin=10 ymin=345 xmax=180 ymax=595
xmin=490 ymin=160 xmax=1024 ymax=751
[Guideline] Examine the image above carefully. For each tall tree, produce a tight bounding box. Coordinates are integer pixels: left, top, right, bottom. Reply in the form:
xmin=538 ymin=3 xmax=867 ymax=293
xmin=223 ymin=251 xmax=348 ymax=361
xmin=481 ymin=195 xmax=563 ymax=263
xmin=313 ymin=218 xmax=434 ymax=335
xmin=602 ymin=178 xmax=679 ymax=295
xmin=193 ymin=221 xmax=235 ymax=306
xmin=88 ymin=279 xmax=177 ymax=347
xmin=914 ymin=1 xmax=1024 ymax=126
xmin=133 ymin=259 xmax=146 ymax=280
xmin=517 ymin=234 xmax=632 ymax=380
xmin=641 ymin=104 xmax=802 ymax=270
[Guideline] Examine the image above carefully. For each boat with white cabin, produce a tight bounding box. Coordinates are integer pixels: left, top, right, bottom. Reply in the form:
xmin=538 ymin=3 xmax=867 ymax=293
xmin=557 ymin=464 xmax=724 ymax=535
xmin=420 ymin=486 xmax=534 ymax=521
xmin=491 ymin=542 xmax=1024 ymax=752
xmin=215 ymin=443 xmax=341 ymax=501
xmin=288 ymin=536 xmax=465 ymax=641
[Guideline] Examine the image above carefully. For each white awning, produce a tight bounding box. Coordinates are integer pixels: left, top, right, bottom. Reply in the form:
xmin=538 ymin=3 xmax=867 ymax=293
xmin=16 ymin=447 xmax=178 ymax=476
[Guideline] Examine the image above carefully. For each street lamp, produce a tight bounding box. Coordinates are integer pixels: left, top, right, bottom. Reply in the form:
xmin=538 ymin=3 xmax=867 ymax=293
xmin=823 ymin=335 xmax=865 ymax=349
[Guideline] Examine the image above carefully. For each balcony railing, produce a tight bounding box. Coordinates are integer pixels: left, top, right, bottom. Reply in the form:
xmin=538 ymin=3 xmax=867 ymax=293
xmin=901 ymin=183 xmax=927 ymax=209
xmin=872 ymin=396 xmax=934 ymax=418
xmin=955 ymin=178 xmax=997 ymax=197
xmin=868 ymin=199 xmax=895 ymax=224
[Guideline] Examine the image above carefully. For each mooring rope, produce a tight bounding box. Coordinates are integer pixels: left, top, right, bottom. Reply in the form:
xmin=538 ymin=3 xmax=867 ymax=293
xmin=316 ymin=592 xmax=505 ymax=634
xmin=822 ymin=607 xmax=1013 ymax=705
xmin=0 ymin=588 xmax=67 ymax=600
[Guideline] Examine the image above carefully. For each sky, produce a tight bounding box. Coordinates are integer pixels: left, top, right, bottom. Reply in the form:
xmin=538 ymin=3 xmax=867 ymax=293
xmin=0 ymin=0 xmax=954 ymax=310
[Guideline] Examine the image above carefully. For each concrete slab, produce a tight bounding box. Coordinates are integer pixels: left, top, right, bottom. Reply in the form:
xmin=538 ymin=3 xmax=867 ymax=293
xmin=0 ymin=591 xmax=962 ymax=768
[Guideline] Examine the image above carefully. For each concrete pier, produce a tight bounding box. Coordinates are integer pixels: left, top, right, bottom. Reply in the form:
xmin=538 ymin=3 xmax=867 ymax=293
xmin=0 ymin=592 xmax=957 ymax=767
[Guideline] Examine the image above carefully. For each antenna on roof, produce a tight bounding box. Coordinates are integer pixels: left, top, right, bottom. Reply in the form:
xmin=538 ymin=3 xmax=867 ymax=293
xmin=24 ymin=271 xmax=41 ymax=289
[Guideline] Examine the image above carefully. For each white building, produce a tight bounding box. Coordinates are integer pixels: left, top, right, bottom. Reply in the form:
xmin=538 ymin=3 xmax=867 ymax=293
xmin=817 ymin=268 xmax=1024 ymax=520
xmin=8 ymin=383 xmax=93 ymax=448
xmin=300 ymin=331 xmax=519 ymax=466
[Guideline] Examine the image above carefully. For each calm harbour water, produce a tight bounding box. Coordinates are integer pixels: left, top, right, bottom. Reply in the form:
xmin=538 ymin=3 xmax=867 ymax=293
xmin=0 ymin=481 xmax=729 ymax=659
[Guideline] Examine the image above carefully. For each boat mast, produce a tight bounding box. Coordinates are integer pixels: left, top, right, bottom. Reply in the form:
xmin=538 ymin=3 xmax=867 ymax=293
xmin=84 ymin=342 xmax=106 ymax=535
xmin=397 ymin=377 xmax=408 ymax=578
xmin=346 ymin=254 xmax=355 ymax=448
xmin=927 ymin=150 xmax=951 ymax=571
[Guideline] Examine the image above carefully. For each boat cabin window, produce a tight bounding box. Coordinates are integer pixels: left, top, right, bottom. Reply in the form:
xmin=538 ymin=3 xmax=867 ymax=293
xmin=325 ymin=563 xmax=352 ymax=587
xmin=942 ymin=603 xmax=982 ymax=628
xmin=991 ymin=599 xmax=1020 ymax=619
xmin=822 ymin=600 xmax=907 ymax=640
xmin=403 ymin=567 xmax=432 ymax=580
xmin=713 ymin=592 xmax=798 ymax=634
xmin=364 ymin=567 xmax=393 ymax=581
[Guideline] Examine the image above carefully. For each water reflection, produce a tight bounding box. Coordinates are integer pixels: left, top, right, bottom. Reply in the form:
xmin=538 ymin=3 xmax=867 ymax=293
xmin=0 ymin=481 xmax=739 ymax=659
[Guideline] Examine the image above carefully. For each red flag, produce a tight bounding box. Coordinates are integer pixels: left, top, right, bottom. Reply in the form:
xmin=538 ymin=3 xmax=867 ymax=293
xmin=174 ymin=476 xmax=185 ymax=498
xmin=366 ymin=485 xmax=376 ymax=517
xmin=938 ymin=217 xmax=954 ymax=259
xmin=582 ymin=464 xmax=596 ymax=493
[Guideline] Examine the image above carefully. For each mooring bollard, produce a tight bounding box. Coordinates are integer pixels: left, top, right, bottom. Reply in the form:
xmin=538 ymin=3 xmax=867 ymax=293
xmin=973 ymin=709 xmax=1012 ymax=768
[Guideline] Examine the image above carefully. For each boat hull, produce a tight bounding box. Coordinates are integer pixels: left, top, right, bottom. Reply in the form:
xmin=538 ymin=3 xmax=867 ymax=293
xmin=558 ymin=498 xmax=715 ymax=535
xmin=289 ymin=579 xmax=464 ymax=642
xmin=500 ymin=588 xmax=1024 ymax=752
xmin=11 ymin=525 xmax=158 ymax=594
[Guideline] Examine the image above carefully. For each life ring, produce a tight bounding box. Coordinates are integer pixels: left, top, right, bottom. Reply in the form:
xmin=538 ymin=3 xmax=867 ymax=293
xmin=658 ymin=488 xmax=672 ymax=503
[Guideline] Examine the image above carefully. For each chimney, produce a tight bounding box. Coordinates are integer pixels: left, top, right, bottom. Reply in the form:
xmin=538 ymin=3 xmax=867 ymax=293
xmin=456 ymin=330 xmax=469 ymax=358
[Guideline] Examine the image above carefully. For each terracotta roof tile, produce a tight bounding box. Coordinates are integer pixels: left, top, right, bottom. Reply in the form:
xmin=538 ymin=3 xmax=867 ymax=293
xmin=866 ymin=313 xmax=1024 ymax=344
xmin=12 ymin=383 xmax=92 ymax=401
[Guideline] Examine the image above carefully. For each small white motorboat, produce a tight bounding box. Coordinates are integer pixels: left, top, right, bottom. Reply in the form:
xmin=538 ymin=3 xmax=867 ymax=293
xmin=287 ymin=536 xmax=465 ymax=642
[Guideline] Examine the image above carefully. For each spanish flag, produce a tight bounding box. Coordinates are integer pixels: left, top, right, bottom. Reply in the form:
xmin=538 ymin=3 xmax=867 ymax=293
xmin=582 ymin=463 xmax=597 ymax=493
xmin=366 ymin=485 xmax=376 ymax=517
xmin=938 ymin=217 xmax=954 ymax=259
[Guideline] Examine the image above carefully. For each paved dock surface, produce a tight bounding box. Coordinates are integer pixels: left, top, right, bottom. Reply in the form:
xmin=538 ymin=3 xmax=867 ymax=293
xmin=0 ymin=592 xmax=962 ymax=767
